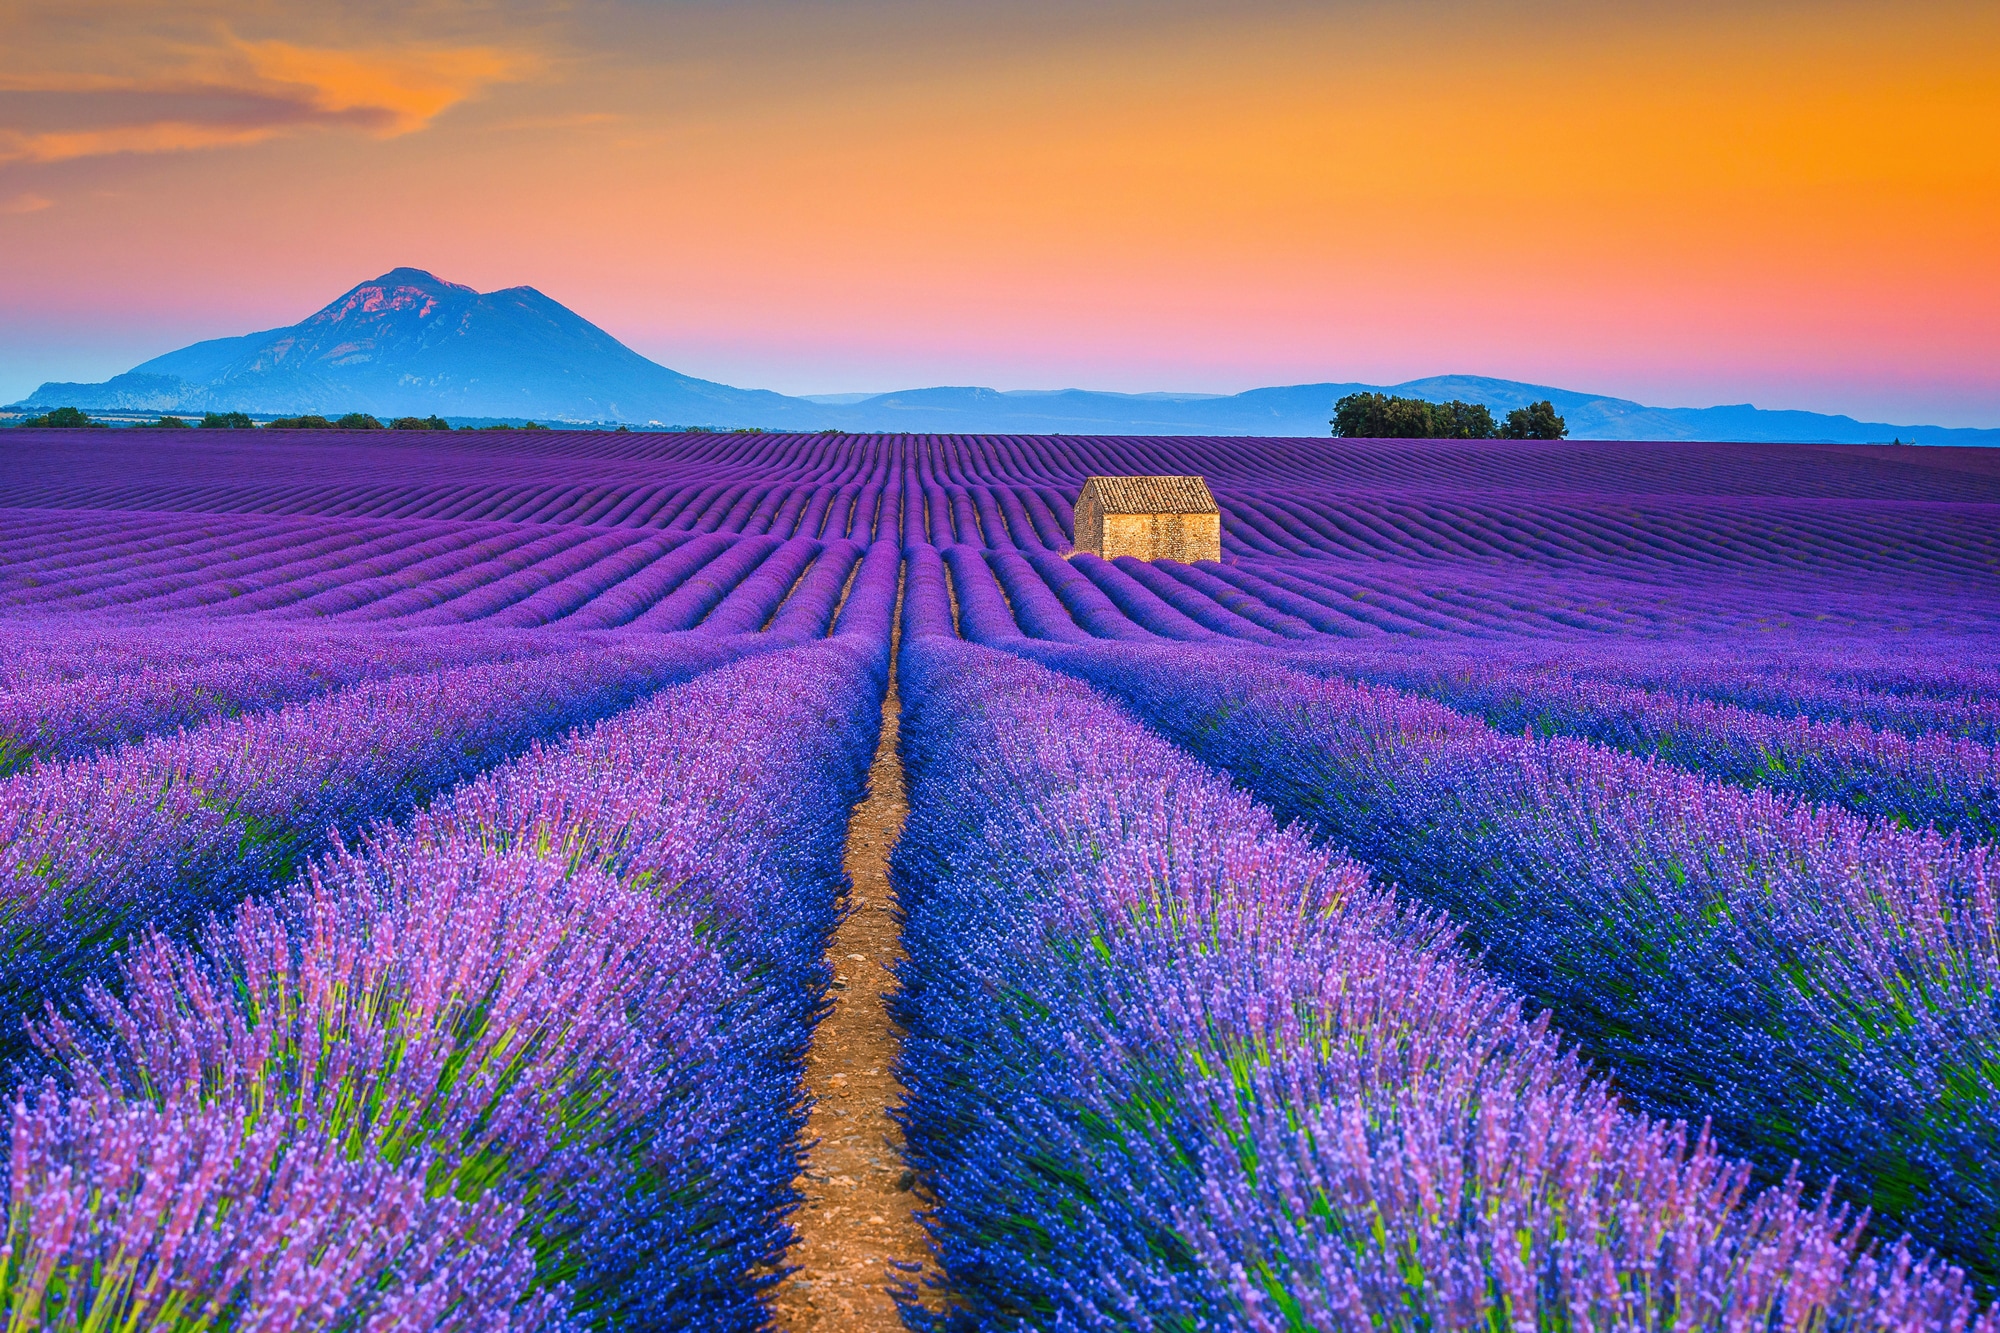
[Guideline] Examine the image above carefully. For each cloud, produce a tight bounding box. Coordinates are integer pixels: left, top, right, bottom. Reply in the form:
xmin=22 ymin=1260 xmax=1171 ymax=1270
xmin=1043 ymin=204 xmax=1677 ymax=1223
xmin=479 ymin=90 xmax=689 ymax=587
xmin=229 ymin=37 xmax=532 ymax=138
xmin=1 ymin=192 xmax=52 ymax=213
xmin=0 ymin=32 xmax=533 ymax=165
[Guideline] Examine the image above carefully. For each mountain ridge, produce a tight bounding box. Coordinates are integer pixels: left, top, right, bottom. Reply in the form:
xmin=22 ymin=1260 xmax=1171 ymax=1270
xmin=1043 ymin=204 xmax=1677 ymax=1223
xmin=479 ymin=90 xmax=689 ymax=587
xmin=16 ymin=268 xmax=1996 ymax=445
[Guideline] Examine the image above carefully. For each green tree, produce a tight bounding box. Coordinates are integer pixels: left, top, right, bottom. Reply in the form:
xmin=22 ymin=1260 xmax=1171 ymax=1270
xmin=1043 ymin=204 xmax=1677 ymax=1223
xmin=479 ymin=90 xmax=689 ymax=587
xmin=199 ymin=412 xmax=256 ymax=429
xmin=19 ymin=406 xmax=104 ymax=428
xmin=1499 ymin=400 xmax=1568 ymax=439
xmin=389 ymin=415 xmax=452 ymax=431
xmin=153 ymin=415 xmax=192 ymax=429
xmin=1332 ymin=392 xmax=1497 ymax=439
xmin=265 ymin=415 xmax=333 ymax=430
xmin=1431 ymin=400 xmax=1498 ymax=439
xmin=334 ymin=413 xmax=383 ymax=430
xmin=1331 ymin=393 xmax=1392 ymax=437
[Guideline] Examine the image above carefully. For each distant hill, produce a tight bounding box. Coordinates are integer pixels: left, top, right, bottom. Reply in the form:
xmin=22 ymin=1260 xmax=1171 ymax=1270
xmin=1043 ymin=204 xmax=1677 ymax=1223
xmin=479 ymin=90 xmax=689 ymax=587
xmin=802 ymin=380 xmax=2000 ymax=446
xmin=16 ymin=268 xmax=1997 ymax=445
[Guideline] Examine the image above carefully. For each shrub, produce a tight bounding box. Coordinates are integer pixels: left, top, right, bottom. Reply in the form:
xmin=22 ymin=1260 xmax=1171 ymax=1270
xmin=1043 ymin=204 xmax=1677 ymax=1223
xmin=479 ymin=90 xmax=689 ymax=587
xmin=152 ymin=415 xmax=191 ymax=429
xmin=19 ymin=407 xmax=104 ymax=429
xmin=1500 ymin=399 xmax=1568 ymax=439
xmin=389 ymin=416 xmax=452 ymax=431
xmin=198 ymin=412 xmax=256 ymax=429
xmin=265 ymin=415 xmax=333 ymax=430
xmin=334 ymin=413 xmax=384 ymax=431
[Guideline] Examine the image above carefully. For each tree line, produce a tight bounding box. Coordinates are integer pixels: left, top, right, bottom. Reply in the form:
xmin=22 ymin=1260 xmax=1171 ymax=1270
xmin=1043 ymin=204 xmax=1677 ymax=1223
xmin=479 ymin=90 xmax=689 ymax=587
xmin=1331 ymin=393 xmax=1567 ymax=439
xmin=14 ymin=408 xmax=547 ymax=431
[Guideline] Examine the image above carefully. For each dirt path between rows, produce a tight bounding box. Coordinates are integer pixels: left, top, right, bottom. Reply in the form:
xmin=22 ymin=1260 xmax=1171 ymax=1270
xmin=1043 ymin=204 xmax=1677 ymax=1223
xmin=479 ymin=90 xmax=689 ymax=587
xmin=771 ymin=676 xmax=933 ymax=1330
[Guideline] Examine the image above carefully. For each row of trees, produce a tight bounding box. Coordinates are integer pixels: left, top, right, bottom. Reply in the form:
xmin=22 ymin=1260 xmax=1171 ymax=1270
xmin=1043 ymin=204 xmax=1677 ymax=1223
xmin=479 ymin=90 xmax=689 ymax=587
xmin=14 ymin=408 xmax=546 ymax=431
xmin=263 ymin=414 xmax=466 ymax=431
xmin=17 ymin=407 xmax=109 ymax=429
xmin=1331 ymin=393 xmax=1568 ymax=440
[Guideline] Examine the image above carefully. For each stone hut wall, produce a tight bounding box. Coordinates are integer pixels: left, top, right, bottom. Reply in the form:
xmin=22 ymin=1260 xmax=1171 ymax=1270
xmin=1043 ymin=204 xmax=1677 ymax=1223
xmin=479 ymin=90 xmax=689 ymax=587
xmin=1100 ymin=512 xmax=1221 ymax=562
xmin=1069 ymin=475 xmax=1222 ymax=562
xmin=1074 ymin=489 xmax=1106 ymax=556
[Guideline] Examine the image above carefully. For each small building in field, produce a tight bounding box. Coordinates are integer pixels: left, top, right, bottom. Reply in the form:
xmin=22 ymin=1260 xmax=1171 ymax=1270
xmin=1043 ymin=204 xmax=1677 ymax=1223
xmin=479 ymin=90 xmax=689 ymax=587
xmin=1071 ymin=475 xmax=1221 ymax=562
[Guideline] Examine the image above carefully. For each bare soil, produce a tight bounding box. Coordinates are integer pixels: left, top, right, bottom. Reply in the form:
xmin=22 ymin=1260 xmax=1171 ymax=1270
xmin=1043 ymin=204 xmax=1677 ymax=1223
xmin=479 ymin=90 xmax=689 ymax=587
xmin=771 ymin=681 xmax=933 ymax=1330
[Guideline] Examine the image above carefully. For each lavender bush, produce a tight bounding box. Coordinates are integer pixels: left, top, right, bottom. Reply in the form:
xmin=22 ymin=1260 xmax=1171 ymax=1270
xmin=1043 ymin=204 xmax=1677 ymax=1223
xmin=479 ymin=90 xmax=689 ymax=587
xmin=0 ymin=622 xmax=552 ymax=775
xmin=891 ymin=634 xmax=1991 ymax=1329
xmin=5 ymin=636 xmax=885 ymax=1329
xmin=1275 ymin=647 xmax=2000 ymax=842
xmin=0 ymin=637 xmax=752 ymax=1049
xmin=1022 ymin=640 xmax=2000 ymax=1283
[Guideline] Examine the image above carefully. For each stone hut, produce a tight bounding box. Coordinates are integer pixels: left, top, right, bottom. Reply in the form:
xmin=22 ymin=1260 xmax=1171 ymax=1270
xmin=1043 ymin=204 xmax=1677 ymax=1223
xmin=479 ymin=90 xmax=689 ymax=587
xmin=1071 ymin=475 xmax=1221 ymax=562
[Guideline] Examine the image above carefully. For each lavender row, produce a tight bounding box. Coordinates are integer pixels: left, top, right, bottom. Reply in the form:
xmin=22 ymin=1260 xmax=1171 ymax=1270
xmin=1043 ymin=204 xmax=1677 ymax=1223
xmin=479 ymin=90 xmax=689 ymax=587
xmin=15 ymin=431 xmax=2000 ymax=600
xmin=0 ymin=623 xmax=556 ymax=776
xmin=3 ymin=517 xmax=895 ymax=637
xmin=3 ymin=637 xmax=884 ymax=1329
xmin=1566 ymin=650 xmax=2000 ymax=744
xmin=11 ymin=515 xmax=2000 ymax=647
xmin=15 ymin=430 xmax=2000 ymax=503
xmin=1276 ymin=647 xmax=2000 ymax=844
xmin=1022 ymin=641 xmax=2000 ymax=1283
xmin=0 ymin=636 xmax=753 ymax=1051
xmin=890 ymin=634 xmax=1987 ymax=1329
xmin=1289 ymin=636 xmax=2000 ymax=742
xmin=0 ymin=615 xmax=438 ymax=688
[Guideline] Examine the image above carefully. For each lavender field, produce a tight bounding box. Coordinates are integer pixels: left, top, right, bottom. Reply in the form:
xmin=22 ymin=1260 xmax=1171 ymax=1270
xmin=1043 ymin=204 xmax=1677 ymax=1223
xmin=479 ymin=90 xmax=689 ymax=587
xmin=3 ymin=426 xmax=1999 ymax=1330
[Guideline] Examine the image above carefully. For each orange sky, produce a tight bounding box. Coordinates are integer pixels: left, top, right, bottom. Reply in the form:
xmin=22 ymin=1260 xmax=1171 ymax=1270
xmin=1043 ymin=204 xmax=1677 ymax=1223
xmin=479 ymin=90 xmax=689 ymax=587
xmin=1 ymin=0 xmax=1995 ymax=424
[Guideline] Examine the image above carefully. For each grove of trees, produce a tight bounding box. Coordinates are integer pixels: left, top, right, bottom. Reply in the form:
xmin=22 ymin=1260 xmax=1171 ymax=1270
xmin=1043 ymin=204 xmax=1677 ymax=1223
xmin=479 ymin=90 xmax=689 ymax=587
xmin=18 ymin=407 xmax=105 ymax=428
xmin=1332 ymin=393 xmax=1568 ymax=440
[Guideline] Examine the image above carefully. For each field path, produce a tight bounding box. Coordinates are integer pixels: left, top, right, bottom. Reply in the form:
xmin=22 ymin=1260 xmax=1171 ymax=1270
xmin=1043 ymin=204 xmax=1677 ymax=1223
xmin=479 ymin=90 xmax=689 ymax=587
xmin=772 ymin=673 xmax=932 ymax=1330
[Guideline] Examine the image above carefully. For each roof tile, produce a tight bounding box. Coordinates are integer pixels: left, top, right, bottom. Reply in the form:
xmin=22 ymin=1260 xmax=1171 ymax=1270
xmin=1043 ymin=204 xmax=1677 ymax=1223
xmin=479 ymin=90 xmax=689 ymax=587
xmin=1080 ymin=475 xmax=1218 ymax=514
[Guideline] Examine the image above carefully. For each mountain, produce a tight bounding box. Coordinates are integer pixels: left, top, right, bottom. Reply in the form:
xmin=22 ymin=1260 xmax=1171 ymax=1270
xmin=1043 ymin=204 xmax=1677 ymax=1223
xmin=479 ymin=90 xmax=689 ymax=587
xmin=19 ymin=268 xmax=812 ymax=426
xmin=797 ymin=380 xmax=2000 ymax=445
xmin=16 ymin=268 xmax=1997 ymax=445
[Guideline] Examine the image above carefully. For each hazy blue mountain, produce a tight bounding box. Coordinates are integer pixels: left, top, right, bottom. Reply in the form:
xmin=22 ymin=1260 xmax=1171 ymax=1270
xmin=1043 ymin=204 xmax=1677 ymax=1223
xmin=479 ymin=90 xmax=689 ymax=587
xmin=21 ymin=268 xmax=813 ymax=425
xmin=17 ymin=268 xmax=1996 ymax=444
xmin=808 ymin=380 xmax=1998 ymax=445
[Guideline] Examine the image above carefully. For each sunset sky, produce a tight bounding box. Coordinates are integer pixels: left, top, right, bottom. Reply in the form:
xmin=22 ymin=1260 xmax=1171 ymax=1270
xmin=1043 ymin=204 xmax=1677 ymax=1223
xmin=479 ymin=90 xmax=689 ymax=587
xmin=1 ymin=0 xmax=1995 ymax=425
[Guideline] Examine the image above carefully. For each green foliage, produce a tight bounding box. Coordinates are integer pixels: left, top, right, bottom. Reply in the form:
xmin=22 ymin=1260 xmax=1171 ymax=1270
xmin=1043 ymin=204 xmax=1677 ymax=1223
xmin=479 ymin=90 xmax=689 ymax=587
xmin=1499 ymin=400 xmax=1569 ymax=439
xmin=521 ymin=421 xmax=548 ymax=431
xmin=1430 ymin=400 xmax=1497 ymax=439
xmin=334 ymin=413 xmax=384 ymax=430
xmin=389 ymin=416 xmax=453 ymax=431
xmin=19 ymin=406 xmax=104 ymax=429
xmin=198 ymin=412 xmax=257 ymax=429
xmin=264 ymin=415 xmax=333 ymax=430
xmin=1331 ymin=393 xmax=1497 ymax=439
xmin=152 ymin=415 xmax=192 ymax=429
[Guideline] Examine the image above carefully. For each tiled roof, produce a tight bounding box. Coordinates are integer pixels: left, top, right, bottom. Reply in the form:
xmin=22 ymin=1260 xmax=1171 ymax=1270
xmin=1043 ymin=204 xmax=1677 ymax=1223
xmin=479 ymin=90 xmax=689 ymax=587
xmin=1080 ymin=475 xmax=1218 ymax=514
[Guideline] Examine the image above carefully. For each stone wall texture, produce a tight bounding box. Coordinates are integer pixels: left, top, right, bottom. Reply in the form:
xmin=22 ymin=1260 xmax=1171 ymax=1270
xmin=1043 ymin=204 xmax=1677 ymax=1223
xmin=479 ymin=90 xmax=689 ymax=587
xmin=1071 ymin=476 xmax=1222 ymax=562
